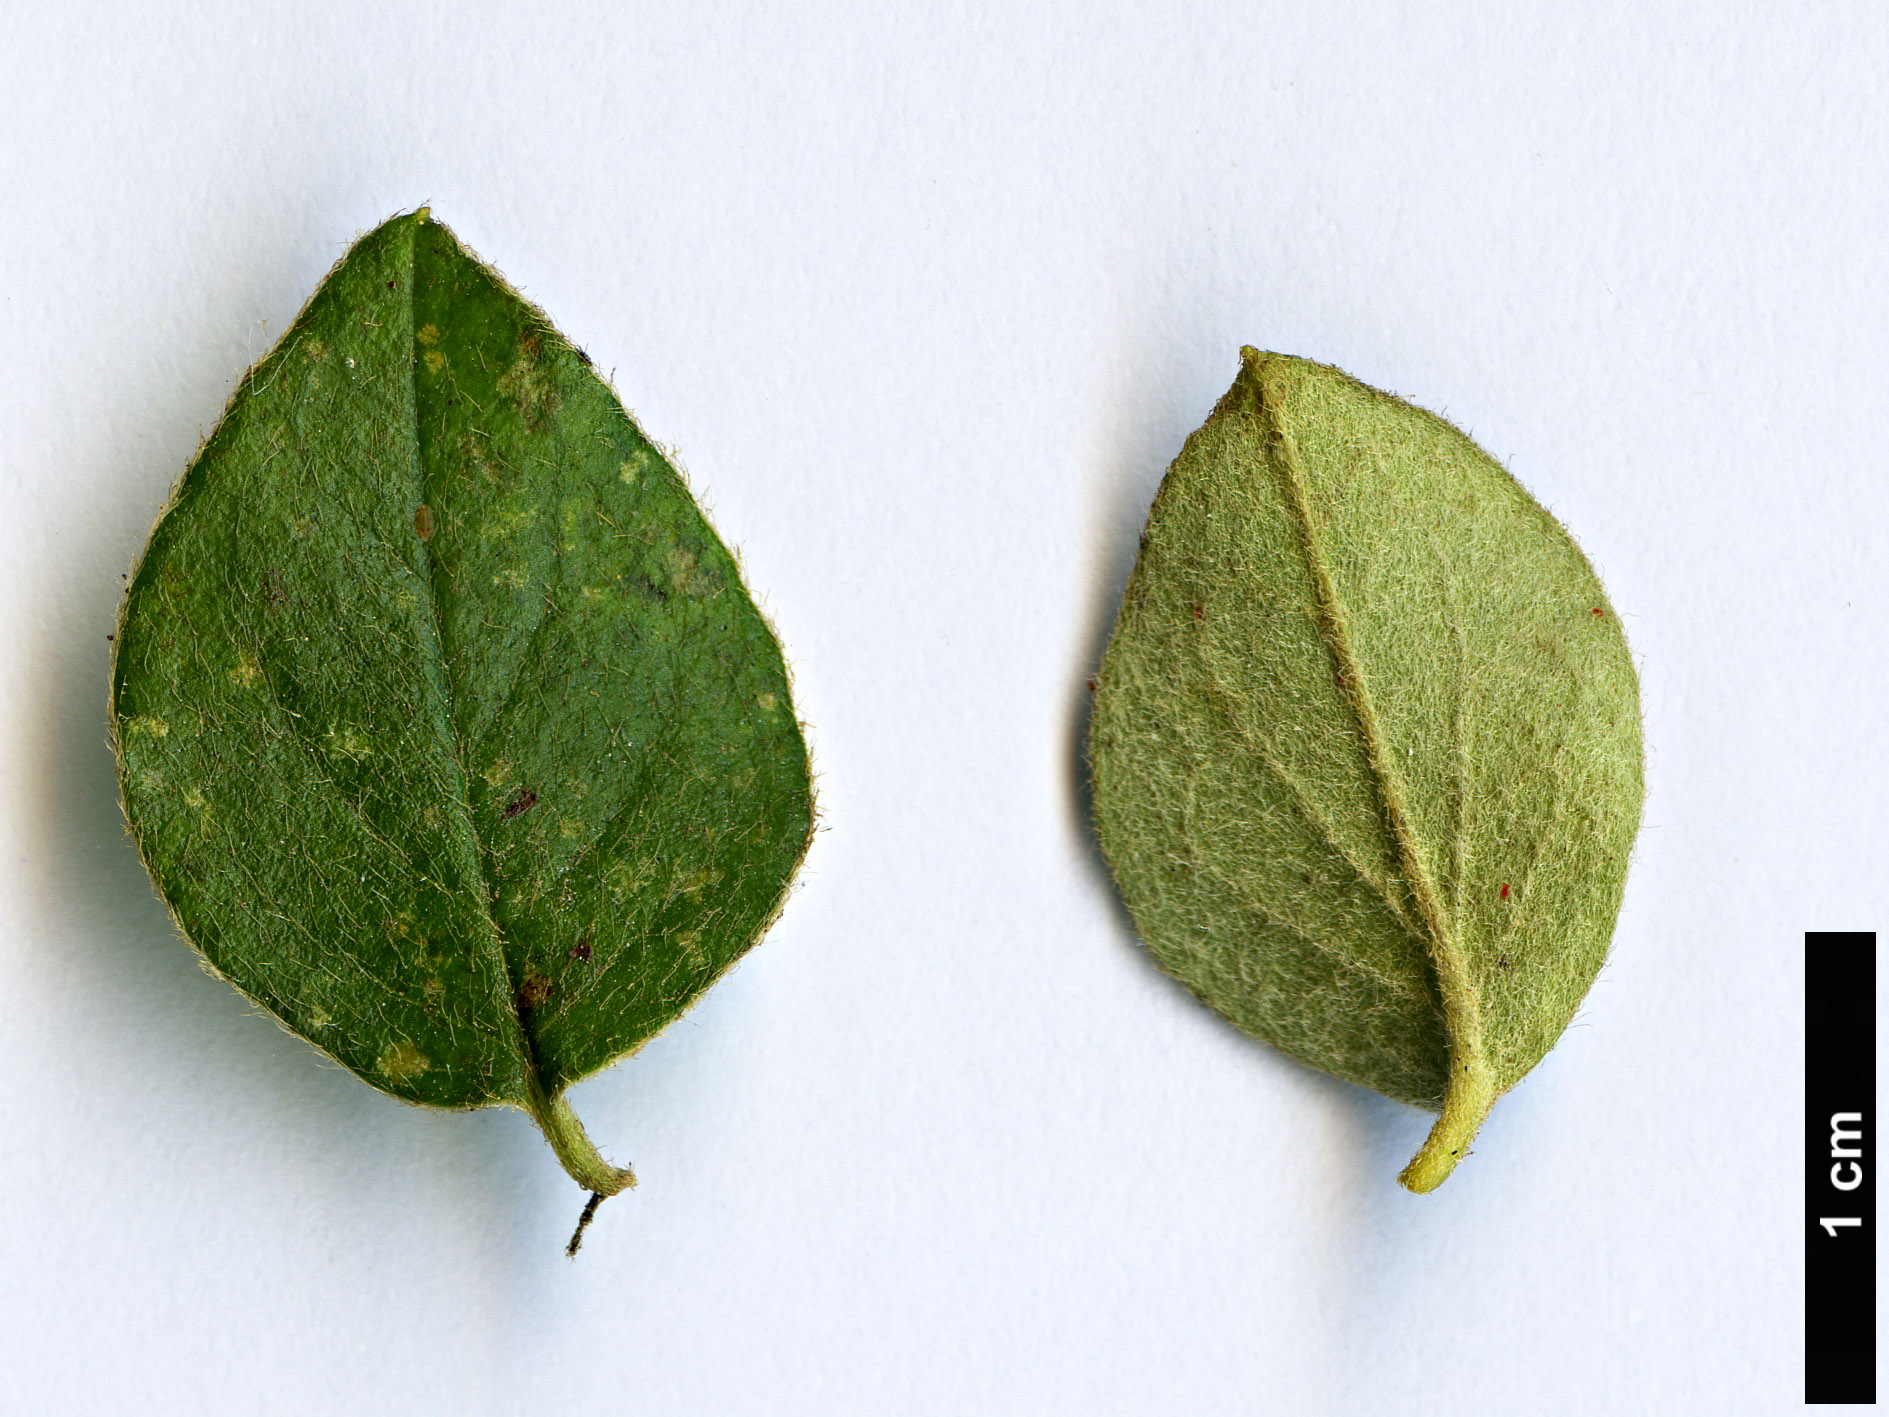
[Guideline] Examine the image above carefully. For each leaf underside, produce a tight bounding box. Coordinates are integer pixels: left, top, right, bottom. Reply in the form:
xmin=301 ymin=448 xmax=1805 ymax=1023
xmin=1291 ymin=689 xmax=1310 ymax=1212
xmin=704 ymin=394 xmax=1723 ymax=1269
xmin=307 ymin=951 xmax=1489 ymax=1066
xmin=1089 ymin=350 xmax=1642 ymax=1186
xmin=113 ymin=212 xmax=813 ymax=1174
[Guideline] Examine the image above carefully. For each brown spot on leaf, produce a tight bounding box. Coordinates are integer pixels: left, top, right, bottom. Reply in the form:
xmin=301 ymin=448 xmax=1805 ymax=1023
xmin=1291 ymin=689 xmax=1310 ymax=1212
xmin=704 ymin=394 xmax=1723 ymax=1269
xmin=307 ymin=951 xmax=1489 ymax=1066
xmin=414 ymin=503 xmax=434 ymax=540
xmin=501 ymin=786 xmax=539 ymax=819
xmin=571 ymin=931 xmax=592 ymax=962
xmin=517 ymin=970 xmax=553 ymax=1011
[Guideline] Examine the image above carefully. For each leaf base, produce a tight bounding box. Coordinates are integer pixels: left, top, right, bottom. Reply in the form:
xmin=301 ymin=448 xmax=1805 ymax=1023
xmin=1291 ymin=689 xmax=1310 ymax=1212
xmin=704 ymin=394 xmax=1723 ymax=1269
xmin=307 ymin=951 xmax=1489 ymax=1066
xmin=1397 ymin=1062 xmax=1497 ymax=1193
xmin=527 ymin=1084 xmax=636 ymax=1196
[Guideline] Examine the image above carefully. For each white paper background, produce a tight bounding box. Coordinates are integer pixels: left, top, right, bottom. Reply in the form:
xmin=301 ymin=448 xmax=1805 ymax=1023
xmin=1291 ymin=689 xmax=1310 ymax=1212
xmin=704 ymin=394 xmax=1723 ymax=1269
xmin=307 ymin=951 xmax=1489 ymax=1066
xmin=2 ymin=4 xmax=1879 ymax=1412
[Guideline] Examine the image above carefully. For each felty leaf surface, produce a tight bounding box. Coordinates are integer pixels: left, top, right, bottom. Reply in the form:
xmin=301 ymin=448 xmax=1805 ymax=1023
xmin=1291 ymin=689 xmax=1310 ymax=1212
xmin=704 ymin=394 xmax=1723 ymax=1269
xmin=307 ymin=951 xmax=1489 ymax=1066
xmin=1089 ymin=350 xmax=1642 ymax=1191
xmin=112 ymin=211 xmax=814 ymax=1193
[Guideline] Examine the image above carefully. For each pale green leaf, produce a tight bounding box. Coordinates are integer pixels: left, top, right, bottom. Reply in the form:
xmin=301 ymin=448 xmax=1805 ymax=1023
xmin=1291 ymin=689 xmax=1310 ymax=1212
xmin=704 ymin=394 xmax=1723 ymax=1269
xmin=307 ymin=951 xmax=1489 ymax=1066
xmin=112 ymin=211 xmax=814 ymax=1222
xmin=1089 ymin=350 xmax=1643 ymax=1191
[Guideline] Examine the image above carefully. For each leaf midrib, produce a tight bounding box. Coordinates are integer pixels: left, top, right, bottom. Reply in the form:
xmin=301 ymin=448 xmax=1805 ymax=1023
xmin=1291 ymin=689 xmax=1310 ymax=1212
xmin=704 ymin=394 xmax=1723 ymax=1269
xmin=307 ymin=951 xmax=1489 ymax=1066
xmin=401 ymin=216 xmax=547 ymax=1107
xmin=1251 ymin=365 xmax=1462 ymax=979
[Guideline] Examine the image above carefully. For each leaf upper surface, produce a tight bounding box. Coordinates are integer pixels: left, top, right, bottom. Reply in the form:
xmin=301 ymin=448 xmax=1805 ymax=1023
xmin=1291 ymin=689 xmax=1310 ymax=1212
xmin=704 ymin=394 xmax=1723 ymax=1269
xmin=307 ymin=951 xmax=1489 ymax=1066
xmin=113 ymin=213 xmax=814 ymax=1144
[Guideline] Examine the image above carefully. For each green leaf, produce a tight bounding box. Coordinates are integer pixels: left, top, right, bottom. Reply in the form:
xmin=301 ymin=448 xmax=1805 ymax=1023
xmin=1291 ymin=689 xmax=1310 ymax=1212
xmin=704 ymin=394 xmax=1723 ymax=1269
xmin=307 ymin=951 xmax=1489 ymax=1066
xmin=1089 ymin=350 xmax=1642 ymax=1191
xmin=111 ymin=211 xmax=814 ymax=1208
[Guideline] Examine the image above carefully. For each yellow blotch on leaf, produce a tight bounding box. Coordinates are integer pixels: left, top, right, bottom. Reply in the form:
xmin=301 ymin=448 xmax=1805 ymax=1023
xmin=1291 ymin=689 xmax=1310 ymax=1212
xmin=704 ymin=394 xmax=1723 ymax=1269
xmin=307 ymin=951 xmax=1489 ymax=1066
xmin=324 ymin=726 xmax=372 ymax=760
xmin=378 ymin=1039 xmax=429 ymax=1081
xmin=618 ymin=446 xmax=657 ymax=485
xmin=604 ymin=857 xmax=657 ymax=903
xmin=665 ymin=546 xmax=721 ymax=599
xmin=669 ymin=865 xmax=722 ymax=902
xmin=495 ymin=336 xmax=560 ymax=428
xmin=482 ymin=502 xmax=537 ymax=539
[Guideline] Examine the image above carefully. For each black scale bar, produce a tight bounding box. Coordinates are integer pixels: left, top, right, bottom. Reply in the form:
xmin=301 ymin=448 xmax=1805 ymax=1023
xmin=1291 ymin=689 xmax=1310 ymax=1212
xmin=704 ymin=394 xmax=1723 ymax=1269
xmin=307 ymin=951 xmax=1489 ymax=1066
xmin=1807 ymin=931 xmax=1876 ymax=1405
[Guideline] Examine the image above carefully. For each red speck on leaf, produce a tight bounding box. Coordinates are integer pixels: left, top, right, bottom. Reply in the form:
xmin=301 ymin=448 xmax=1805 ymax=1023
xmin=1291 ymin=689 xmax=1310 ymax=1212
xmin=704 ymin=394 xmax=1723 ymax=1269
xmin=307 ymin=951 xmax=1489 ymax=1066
xmin=501 ymin=786 xmax=539 ymax=819
xmin=1500 ymin=882 xmax=1510 ymax=900
xmin=571 ymin=931 xmax=592 ymax=962
xmin=1591 ymin=607 xmax=1604 ymax=616
xmin=1086 ymin=679 xmax=1097 ymax=692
